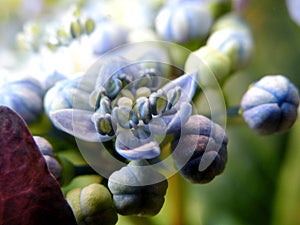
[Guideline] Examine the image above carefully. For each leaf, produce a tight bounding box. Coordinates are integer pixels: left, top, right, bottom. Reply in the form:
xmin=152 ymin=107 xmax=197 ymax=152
xmin=0 ymin=106 xmax=77 ymax=225
xmin=50 ymin=108 xmax=114 ymax=142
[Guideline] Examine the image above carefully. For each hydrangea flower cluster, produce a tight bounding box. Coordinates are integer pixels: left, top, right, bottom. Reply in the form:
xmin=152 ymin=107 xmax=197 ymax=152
xmin=45 ymin=49 xmax=230 ymax=221
xmin=0 ymin=0 xmax=300 ymax=225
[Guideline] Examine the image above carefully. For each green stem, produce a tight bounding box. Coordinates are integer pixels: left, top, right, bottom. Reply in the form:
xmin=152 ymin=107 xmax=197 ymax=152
xmin=74 ymin=165 xmax=98 ymax=177
xmin=127 ymin=216 xmax=155 ymax=225
xmin=226 ymin=106 xmax=241 ymax=117
xmin=169 ymin=174 xmax=184 ymax=225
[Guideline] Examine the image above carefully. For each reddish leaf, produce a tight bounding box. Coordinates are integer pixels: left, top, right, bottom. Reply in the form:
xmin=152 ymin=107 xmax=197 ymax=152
xmin=0 ymin=106 xmax=77 ymax=225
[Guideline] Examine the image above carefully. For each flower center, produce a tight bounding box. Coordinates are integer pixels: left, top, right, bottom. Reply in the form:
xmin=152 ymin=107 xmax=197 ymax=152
xmin=91 ymin=67 xmax=182 ymax=137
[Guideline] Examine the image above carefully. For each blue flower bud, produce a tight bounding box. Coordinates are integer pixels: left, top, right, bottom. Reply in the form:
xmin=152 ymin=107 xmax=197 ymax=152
xmin=240 ymin=75 xmax=299 ymax=135
xmin=172 ymin=115 xmax=228 ymax=184
xmin=105 ymin=77 xmax=123 ymax=99
xmin=0 ymin=75 xmax=44 ymax=124
xmin=112 ymin=106 xmax=139 ymax=129
xmin=92 ymin=113 xmax=115 ymax=136
xmin=108 ymin=160 xmax=168 ymax=216
xmin=136 ymin=97 xmax=152 ymax=124
xmin=33 ymin=136 xmax=62 ymax=180
xmin=207 ymin=15 xmax=253 ymax=70
xmin=44 ymin=77 xmax=93 ymax=116
xmin=155 ymin=1 xmax=213 ymax=43
xmin=149 ymin=90 xmax=168 ymax=116
xmin=90 ymin=21 xmax=128 ymax=55
xmin=43 ymin=70 xmax=67 ymax=91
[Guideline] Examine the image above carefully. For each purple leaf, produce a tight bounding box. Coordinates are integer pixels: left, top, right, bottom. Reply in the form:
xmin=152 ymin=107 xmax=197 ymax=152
xmin=0 ymin=106 xmax=77 ymax=225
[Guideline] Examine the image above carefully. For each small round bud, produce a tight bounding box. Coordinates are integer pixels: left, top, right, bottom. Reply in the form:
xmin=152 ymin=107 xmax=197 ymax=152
xmin=0 ymin=75 xmax=44 ymax=124
xmin=70 ymin=19 xmax=83 ymax=39
xmin=44 ymin=77 xmax=93 ymax=116
xmin=66 ymin=183 xmax=118 ymax=225
xmin=185 ymin=46 xmax=231 ymax=87
xmin=33 ymin=136 xmax=62 ymax=180
xmin=90 ymin=21 xmax=128 ymax=55
xmin=155 ymin=1 xmax=213 ymax=43
xmin=84 ymin=18 xmax=95 ymax=35
xmin=108 ymin=160 xmax=168 ymax=216
xmin=240 ymin=75 xmax=299 ymax=135
xmin=112 ymin=106 xmax=139 ymax=129
xmin=172 ymin=115 xmax=228 ymax=184
xmin=207 ymin=25 xmax=253 ymax=70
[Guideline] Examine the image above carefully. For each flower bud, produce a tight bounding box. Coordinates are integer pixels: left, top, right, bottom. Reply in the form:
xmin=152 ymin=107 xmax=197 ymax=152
xmin=33 ymin=136 xmax=62 ymax=180
xmin=108 ymin=160 xmax=168 ymax=216
xmin=90 ymin=21 xmax=128 ymax=55
xmin=240 ymin=75 xmax=299 ymax=135
xmin=66 ymin=183 xmax=118 ymax=225
xmin=0 ymin=75 xmax=44 ymax=124
xmin=207 ymin=14 xmax=253 ymax=71
xmin=185 ymin=45 xmax=231 ymax=87
xmin=44 ymin=77 xmax=93 ymax=116
xmin=155 ymin=1 xmax=213 ymax=43
xmin=172 ymin=115 xmax=228 ymax=184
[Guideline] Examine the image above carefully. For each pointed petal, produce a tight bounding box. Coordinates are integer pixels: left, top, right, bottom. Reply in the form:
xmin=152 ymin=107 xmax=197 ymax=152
xmin=162 ymin=102 xmax=192 ymax=134
xmin=148 ymin=117 xmax=167 ymax=135
xmin=115 ymin=129 xmax=161 ymax=160
xmin=50 ymin=109 xmax=114 ymax=142
xmin=162 ymin=72 xmax=198 ymax=104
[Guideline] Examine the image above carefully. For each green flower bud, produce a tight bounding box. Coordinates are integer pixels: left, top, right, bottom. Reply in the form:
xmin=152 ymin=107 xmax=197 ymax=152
xmin=70 ymin=19 xmax=83 ymax=39
xmin=84 ymin=18 xmax=95 ymax=35
xmin=66 ymin=183 xmax=118 ymax=225
xmin=185 ymin=46 xmax=231 ymax=87
xmin=108 ymin=160 xmax=168 ymax=216
xmin=211 ymin=13 xmax=251 ymax=33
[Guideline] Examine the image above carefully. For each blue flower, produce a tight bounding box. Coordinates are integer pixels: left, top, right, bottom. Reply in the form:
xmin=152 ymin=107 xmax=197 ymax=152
xmin=240 ymin=75 xmax=299 ymax=135
xmin=49 ymin=56 xmax=198 ymax=160
xmin=172 ymin=115 xmax=228 ymax=183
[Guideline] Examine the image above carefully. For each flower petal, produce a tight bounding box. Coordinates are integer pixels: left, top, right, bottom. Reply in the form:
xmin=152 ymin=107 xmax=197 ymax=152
xmin=50 ymin=109 xmax=114 ymax=142
xmin=162 ymin=102 xmax=192 ymax=134
xmin=115 ymin=128 xmax=161 ymax=160
xmin=162 ymin=72 xmax=198 ymax=106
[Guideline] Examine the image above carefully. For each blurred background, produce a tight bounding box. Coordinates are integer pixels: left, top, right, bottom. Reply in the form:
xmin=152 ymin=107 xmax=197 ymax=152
xmin=1 ymin=0 xmax=300 ymax=225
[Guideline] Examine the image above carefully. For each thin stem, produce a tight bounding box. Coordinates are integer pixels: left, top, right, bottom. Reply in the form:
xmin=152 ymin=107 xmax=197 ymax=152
xmin=226 ymin=106 xmax=241 ymax=117
xmin=74 ymin=164 xmax=98 ymax=176
xmin=169 ymin=173 xmax=184 ymax=225
xmin=127 ymin=216 xmax=155 ymax=225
